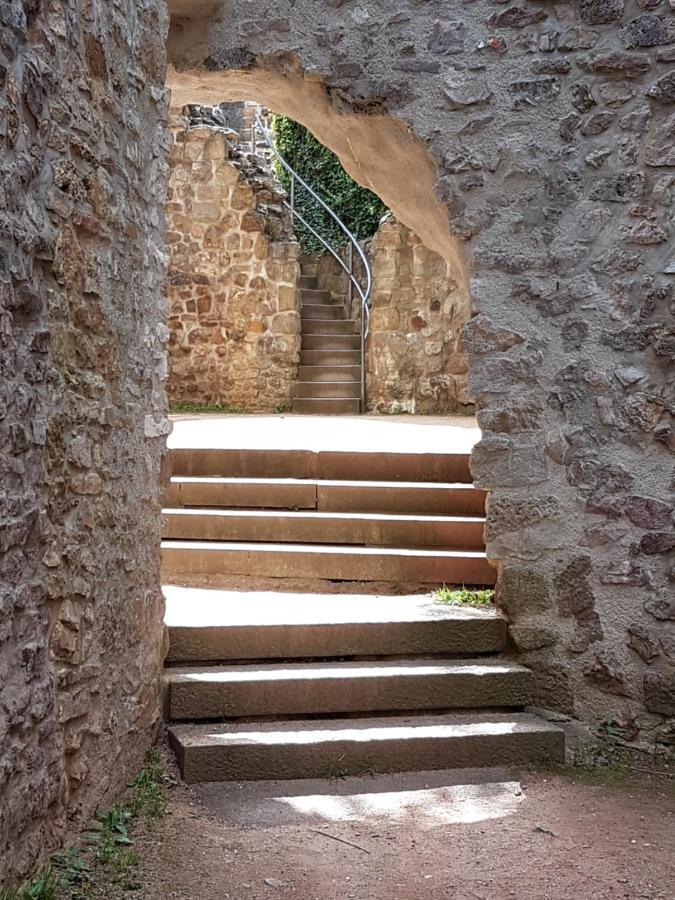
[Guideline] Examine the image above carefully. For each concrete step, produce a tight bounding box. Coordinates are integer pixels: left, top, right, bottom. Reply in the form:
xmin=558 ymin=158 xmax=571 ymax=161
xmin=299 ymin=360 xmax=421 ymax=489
xmin=293 ymin=381 xmax=361 ymax=400
xmin=168 ymin=711 xmax=565 ymax=783
xmin=169 ymin=448 xmax=473 ymax=483
xmin=301 ymin=303 xmax=346 ymax=320
xmin=298 ymin=365 xmax=361 ymax=383
xmin=301 ymin=334 xmax=360 ymax=352
xmin=163 ymin=586 xmax=507 ymax=662
xmin=299 ymin=275 xmax=317 ymax=290
xmin=300 ymin=349 xmax=361 ymax=367
xmin=161 ymin=541 xmax=496 ymax=584
xmin=300 ymin=288 xmax=331 ymax=304
xmin=162 ymin=508 xmax=486 ymax=549
xmin=167 ymin=659 xmax=532 ymax=720
xmin=292 ymin=398 xmax=361 ymax=415
xmin=164 ymin=477 xmax=486 ymax=515
xmin=301 ymin=319 xmax=357 ymax=336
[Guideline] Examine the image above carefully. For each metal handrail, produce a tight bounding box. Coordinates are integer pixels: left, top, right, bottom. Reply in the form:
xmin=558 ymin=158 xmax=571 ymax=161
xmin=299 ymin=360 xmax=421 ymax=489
xmin=252 ymin=115 xmax=372 ymax=410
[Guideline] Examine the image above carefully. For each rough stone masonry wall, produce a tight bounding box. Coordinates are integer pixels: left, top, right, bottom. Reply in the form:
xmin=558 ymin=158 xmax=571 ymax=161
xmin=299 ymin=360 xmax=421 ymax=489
xmin=366 ymin=217 xmax=472 ymax=414
xmin=0 ymin=0 xmax=168 ymax=887
xmin=168 ymin=0 xmax=675 ymax=747
xmin=167 ymin=113 xmax=301 ymax=410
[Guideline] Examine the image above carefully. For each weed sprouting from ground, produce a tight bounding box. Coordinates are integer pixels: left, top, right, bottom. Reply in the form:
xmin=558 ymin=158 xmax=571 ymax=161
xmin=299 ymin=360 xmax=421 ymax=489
xmin=2 ymin=749 xmax=170 ymax=900
xmin=169 ymin=401 xmax=246 ymax=414
xmin=0 ymin=870 xmax=59 ymax=900
xmin=433 ymin=586 xmax=495 ymax=608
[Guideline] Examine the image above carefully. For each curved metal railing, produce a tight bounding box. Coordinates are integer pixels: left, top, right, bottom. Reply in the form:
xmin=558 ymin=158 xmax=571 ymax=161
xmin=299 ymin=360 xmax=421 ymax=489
xmin=252 ymin=115 xmax=372 ymax=410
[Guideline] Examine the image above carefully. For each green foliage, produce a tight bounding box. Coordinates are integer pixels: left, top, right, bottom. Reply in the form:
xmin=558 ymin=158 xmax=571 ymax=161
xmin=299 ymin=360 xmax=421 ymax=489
xmin=434 ymin=586 xmax=495 ymax=608
xmin=0 ymin=870 xmax=58 ymax=900
xmin=272 ymin=116 xmax=387 ymax=252
xmin=3 ymin=750 xmax=169 ymax=900
xmin=169 ymin=401 xmax=246 ymax=414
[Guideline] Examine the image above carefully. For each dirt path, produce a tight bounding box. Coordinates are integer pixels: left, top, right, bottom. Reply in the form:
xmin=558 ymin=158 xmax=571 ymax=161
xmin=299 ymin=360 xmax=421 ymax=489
xmin=131 ymin=761 xmax=674 ymax=900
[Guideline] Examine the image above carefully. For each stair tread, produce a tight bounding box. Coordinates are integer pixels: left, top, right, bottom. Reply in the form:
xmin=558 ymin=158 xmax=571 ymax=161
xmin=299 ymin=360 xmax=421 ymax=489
xmin=163 ymin=585 xmax=500 ymax=628
xmin=163 ymin=508 xmax=485 ymax=525
xmin=162 ymin=540 xmax=489 ymax=559
xmin=170 ymin=711 xmax=562 ymax=747
xmin=169 ymin=476 xmax=483 ymax=491
xmin=168 ymin=658 xmax=530 ymax=682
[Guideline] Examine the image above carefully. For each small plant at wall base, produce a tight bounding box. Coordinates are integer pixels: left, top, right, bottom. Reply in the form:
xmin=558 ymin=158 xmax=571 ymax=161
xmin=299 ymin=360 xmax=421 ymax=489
xmin=434 ymin=586 xmax=495 ymax=607
xmin=272 ymin=116 xmax=387 ymax=252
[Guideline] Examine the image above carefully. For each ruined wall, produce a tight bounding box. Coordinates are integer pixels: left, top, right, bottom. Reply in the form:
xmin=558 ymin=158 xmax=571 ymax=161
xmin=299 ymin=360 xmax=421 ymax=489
xmin=366 ymin=217 xmax=471 ymax=415
xmin=167 ymin=113 xmax=301 ymax=411
xmin=168 ymin=0 xmax=675 ymax=747
xmin=0 ymin=0 xmax=168 ymax=886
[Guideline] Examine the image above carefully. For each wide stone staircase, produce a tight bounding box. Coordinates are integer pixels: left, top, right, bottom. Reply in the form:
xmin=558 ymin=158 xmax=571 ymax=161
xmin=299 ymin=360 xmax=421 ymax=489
xmin=161 ymin=436 xmax=565 ymax=782
xmin=292 ymin=263 xmax=363 ymax=415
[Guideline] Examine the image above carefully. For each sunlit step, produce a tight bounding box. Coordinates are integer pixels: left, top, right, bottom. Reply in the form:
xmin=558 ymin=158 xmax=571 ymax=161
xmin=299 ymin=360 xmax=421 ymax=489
xmin=161 ymin=508 xmax=486 ymax=549
xmin=167 ymin=658 xmax=532 ymax=719
xmin=169 ymin=712 xmax=565 ymax=782
xmin=163 ymin=585 xmax=507 ymax=662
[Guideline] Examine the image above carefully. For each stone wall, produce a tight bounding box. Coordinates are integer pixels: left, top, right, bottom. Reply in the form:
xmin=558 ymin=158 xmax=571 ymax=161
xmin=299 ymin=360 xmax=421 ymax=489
xmin=168 ymin=0 xmax=675 ymax=748
xmin=167 ymin=112 xmax=301 ymax=411
xmin=0 ymin=0 xmax=168 ymax=887
xmin=366 ymin=217 xmax=471 ymax=415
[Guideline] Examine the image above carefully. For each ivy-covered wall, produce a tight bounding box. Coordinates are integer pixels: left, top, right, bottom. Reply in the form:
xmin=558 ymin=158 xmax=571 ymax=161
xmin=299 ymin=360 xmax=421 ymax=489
xmin=272 ymin=117 xmax=386 ymax=252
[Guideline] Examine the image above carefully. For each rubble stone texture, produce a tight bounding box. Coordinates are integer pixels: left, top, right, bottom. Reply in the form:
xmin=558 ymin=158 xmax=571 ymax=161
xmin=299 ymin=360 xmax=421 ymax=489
xmin=167 ymin=114 xmax=300 ymax=410
xmin=365 ymin=217 xmax=471 ymax=414
xmin=0 ymin=0 xmax=169 ymax=886
xmin=2 ymin=0 xmax=675 ymax=886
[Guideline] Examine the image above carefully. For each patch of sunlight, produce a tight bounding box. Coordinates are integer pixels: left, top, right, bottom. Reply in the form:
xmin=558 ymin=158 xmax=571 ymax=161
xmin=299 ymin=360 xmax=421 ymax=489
xmin=274 ymin=782 xmax=522 ymax=827
xmin=206 ymin=721 xmax=521 ymax=746
xmin=180 ymin=663 xmax=516 ymax=683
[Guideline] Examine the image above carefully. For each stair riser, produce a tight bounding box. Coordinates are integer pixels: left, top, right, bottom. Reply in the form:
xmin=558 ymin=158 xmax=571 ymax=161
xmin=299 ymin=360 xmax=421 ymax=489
xmin=166 ymin=619 xmax=507 ymax=663
xmin=161 ymin=545 xmax=497 ymax=584
xmin=168 ymin=670 xmax=532 ymax=720
xmin=301 ymin=304 xmax=346 ymax=320
xmin=299 ymin=276 xmax=316 ymax=290
xmin=170 ymin=729 xmax=564 ymax=783
xmin=162 ymin=512 xmax=485 ymax=549
xmin=164 ymin=480 xmax=486 ymax=516
xmin=298 ymin=366 xmax=361 ymax=383
xmin=292 ymin=398 xmax=361 ymax=415
xmin=302 ymin=335 xmax=360 ymax=352
xmin=301 ymin=320 xmax=357 ymax=336
xmin=292 ymin=382 xmax=361 ymax=399
xmin=169 ymin=449 xmax=473 ymax=483
xmin=300 ymin=351 xmax=361 ymax=366
xmin=300 ymin=288 xmax=331 ymax=303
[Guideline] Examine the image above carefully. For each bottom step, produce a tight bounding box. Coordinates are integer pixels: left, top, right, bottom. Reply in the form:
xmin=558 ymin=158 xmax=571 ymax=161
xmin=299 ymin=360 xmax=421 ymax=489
xmin=169 ymin=712 xmax=564 ymax=783
xmin=292 ymin=398 xmax=361 ymax=415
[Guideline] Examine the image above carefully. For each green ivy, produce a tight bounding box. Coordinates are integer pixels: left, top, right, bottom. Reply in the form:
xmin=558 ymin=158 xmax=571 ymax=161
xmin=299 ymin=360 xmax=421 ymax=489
xmin=272 ymin=116 xmax=387 ymax=253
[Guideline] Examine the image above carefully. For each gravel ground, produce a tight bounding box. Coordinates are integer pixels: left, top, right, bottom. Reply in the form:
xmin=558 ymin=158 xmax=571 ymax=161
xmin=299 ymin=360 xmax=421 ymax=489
xmin=127 ymin=758 xmax=675 ymax=900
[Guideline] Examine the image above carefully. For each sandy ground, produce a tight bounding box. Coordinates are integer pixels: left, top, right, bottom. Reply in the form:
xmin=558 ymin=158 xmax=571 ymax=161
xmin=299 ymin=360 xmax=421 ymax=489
xmin=131 ymin=761 xmax=674 ymax=900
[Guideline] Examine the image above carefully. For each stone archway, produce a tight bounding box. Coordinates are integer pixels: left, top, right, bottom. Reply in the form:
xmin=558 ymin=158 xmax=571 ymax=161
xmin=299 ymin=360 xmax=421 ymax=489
xmin=164 ymin=0 xmax=674 ymax=740
xmin=2 ymin=0 xmax=673 ymax=887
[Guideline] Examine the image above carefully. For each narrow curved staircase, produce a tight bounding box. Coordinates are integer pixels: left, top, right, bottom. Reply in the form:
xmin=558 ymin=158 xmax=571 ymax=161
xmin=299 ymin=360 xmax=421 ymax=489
xmin=292 ymin=262 xmax=363 ymax=415
xmin=161 ymin=433 xmax=565 ymax=783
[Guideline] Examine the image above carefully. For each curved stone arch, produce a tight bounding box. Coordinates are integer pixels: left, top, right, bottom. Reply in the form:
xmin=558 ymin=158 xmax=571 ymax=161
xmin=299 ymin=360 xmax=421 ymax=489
xmin=163 ymin=0 xmax=675 ymax=741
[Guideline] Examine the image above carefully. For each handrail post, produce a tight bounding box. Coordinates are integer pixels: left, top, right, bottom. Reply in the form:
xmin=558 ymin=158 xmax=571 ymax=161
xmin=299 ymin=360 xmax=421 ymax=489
xmin=290 ymin=174 xmax=295 ymax=217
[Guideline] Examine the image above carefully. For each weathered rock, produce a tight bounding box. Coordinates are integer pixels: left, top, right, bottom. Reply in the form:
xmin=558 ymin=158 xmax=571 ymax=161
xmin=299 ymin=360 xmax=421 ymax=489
xmin=625 ymin=496 xmax=673 ymax=529
xmin=442 ymin=70 xmax=491 ymax=109
xmin=648 ymin=70 xmax=675 ymax=103
xmin=580 ymin=0 xmax=625 ymax=24
xmin=627 ymin=622 xmax=661 ymax=661
xmin=509 ymin=624 xmax=559 ymax=651
xmin=644 ymin=672 xmax=675 ymax=715
xmin=585 ymin=649 xmax=632 ymax=697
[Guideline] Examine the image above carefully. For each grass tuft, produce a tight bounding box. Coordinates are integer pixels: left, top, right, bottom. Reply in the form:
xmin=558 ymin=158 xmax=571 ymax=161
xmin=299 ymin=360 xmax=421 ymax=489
xmin=169 ymin=401 xmax=246 ymax=414
xmin=433 ymin=586 xmax=495 ymax=608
